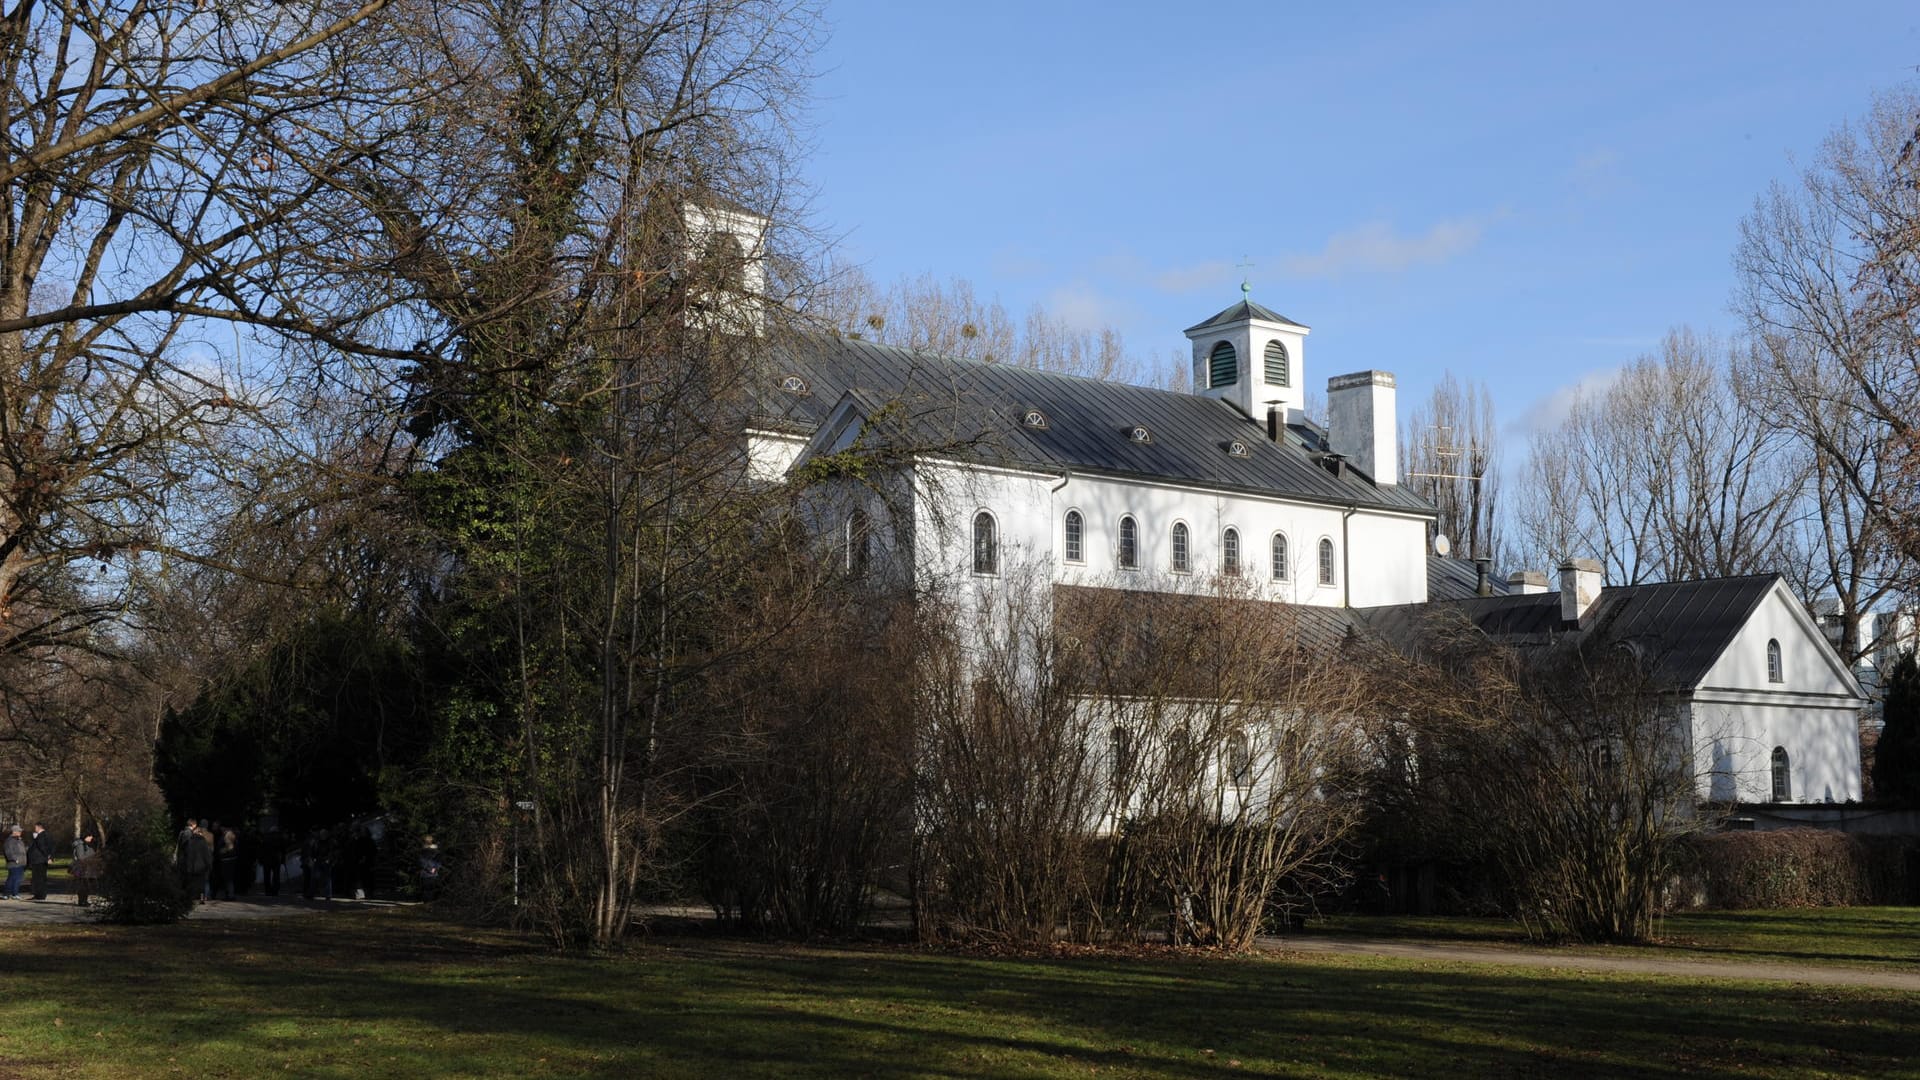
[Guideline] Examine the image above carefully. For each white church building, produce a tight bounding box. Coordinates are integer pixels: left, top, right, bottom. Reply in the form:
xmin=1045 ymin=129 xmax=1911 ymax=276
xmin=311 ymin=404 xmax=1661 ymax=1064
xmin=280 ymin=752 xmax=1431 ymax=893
xmin=718 ymin=204 xmax=1866 ymax=808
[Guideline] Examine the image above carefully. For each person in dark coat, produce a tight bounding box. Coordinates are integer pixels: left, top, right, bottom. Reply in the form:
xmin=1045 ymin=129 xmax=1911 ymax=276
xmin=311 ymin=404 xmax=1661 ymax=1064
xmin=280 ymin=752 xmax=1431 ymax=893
xmin=70 ymin=834 xmax=100 ymax=906
xmin=183 ymin=823 xmax=214 ymax=904
xmin=25 ymin=824 xmax=54 ymax=900
xmin=3 ymin=826 xmax=25 ymax=899
xmin=258 ymin=828 xmax=284 ymax=896
xmin=215 ymin=826 xmax=240 ymax=900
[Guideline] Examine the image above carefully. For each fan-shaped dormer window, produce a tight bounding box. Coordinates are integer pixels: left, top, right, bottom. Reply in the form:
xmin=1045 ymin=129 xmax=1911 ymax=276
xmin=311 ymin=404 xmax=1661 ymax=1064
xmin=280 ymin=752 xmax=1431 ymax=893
xmin=1209 ymin=341 xmax=1238 ymax=388
xmin=1117 ymin=515 xmax=1139 ymax=570
xmin=1222 ymin=527 xmax=1241 ymax=577
xmin=1771 ymin=746 xmax=1792 ymax=801
xmin=1766 ymin=639 xmax=1782 ymax=683
xmin=780 ymin=374 xmax=809 ymax=395
xmin=1022 ymin=408 xmax=1048 ymax=429
xmin=1227 ymin=440 xmax=1249 ymax=458
xmin=1128 ymin=425 xmax=1152 ymax=444
xmin=1264 ymin=340 xmax=1290 ymax=387
xmin=1170 ymin=522 xmax=1190 ymax=573
xmin=972 ymin=511 xmax=997 ymax=576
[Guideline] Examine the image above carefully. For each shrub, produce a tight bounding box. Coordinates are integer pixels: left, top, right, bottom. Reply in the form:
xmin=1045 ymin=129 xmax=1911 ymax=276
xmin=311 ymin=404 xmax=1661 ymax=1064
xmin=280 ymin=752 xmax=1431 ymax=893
xmin=1680 ymin=829 xmax=1920 ymax=909
xmin=96 ymin=811 xmax=194 ymax=925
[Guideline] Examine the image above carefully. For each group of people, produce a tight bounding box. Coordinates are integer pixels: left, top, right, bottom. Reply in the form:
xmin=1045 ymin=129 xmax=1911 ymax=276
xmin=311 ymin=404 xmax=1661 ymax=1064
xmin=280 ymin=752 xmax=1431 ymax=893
xmin=174 ymin=818 xmax=441 ymax=903
xmin=1 ymin=823 xmax=101 ymax=905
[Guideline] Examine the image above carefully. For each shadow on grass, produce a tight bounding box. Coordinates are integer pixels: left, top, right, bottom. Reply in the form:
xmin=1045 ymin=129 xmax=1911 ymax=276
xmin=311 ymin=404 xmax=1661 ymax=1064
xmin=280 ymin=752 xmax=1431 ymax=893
xmin=6 ymin=912 xmax=1918 ymax=1079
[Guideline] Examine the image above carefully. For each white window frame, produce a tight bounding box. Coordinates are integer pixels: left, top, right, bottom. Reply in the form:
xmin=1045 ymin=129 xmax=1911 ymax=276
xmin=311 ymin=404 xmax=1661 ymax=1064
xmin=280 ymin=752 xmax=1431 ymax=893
xmin=1170 ymin=521 xmax=1191 ymax=574
xmin=972 ymin=510 xmax=998 ymax=576
xmin=1063 ymin=508 xmax=1085 ymax=564
xmin=1270 ymin=532 xmax=1289 ymax=582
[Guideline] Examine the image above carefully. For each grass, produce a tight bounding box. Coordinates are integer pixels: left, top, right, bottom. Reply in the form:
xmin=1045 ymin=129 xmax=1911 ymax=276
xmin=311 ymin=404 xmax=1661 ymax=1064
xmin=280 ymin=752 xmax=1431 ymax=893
xmin=0 ymin=908 xmax=1916 ymax=1078
xmin=1300 ymin=907 xmax=1920 ymax=971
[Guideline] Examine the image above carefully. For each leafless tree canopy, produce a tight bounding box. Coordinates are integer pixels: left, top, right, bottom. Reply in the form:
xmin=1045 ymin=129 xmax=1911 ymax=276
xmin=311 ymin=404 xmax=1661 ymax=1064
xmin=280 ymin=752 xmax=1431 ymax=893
xmin=1401 ymin=373 xmax=1503 ymax=565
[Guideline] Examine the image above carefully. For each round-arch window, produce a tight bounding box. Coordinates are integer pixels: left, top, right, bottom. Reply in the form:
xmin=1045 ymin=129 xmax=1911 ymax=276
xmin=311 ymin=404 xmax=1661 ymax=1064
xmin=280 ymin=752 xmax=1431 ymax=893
xmin=1271 ymin=533 xmax=1289 ymax=581
xmin=1318 ymin=537 xmax=1335 ymax=585
xmin=1170 ymin=522 xmax=1190 ymax=573
xmin=845 ymin=508 xmax=870 ymax=574
xmin=1209 ymin=341 xmax=1238 ymax=388
xmin=1771 ymin=746 xmax=1792 ymax=801
xmin=1118 ymin=515 xmax=1139 ymax=570
xmin=1063 ymin=509 xmax=1084 ymax=563
xmin=1264 ymin=340 xmax=1290 ymax=387
xmin=1767 ymin=639 xmax=1782 ymax=683
xmin=972 ymin=511 xmax=997 ymax=575
xmin=1222 ymin=527 xmax=1241 ymax=576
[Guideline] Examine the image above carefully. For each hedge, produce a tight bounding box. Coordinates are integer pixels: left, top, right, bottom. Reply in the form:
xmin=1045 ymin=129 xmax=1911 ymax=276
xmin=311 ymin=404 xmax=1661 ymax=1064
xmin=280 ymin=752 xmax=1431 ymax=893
xmin=1678 ymin=828 xmax=1920 ymax=909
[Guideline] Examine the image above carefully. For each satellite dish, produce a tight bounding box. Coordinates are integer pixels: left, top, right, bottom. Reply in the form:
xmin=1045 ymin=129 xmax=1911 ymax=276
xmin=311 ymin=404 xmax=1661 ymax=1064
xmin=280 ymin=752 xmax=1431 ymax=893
xmin=1433 ymin=534 xmax=1452 ymax=557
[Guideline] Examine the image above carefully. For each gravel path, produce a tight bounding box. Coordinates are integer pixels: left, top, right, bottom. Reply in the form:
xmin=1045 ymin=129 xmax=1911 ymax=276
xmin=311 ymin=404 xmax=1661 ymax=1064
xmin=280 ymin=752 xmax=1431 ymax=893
xmin=0 ymin=879 xmax=411 ymax=926
xmin=1261 ymin=933 xmax=1920 ymax=991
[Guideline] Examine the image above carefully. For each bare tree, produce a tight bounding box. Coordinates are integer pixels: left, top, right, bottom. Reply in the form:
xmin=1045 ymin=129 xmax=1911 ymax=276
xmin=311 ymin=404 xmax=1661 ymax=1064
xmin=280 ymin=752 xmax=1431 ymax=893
xmin=1368 ymin=615 xmax=1714 ymax=942
xmin=1737 ymin=93 xmax=1917 ymax=660
xmin=1400 ymin=373 xmax=1503 ymax=564
xmin=821 ymin=269 xmax=1176 ymax=386
xmin=1516 ymin=328 xmax=1806 ymax=584
xmin=1074 ymin=580 xmax=1371 ymax=951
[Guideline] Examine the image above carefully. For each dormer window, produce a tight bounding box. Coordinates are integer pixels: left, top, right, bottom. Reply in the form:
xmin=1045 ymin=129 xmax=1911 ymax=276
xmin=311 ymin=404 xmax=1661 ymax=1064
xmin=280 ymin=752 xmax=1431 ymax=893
xmin=1227 ymin=440 xmax=1249 ymax=458
xmin=1208 ymin=341 xmax=1238 ymax=388
xmin=780 ymin=374 xmax=809 ymax=395
xmin=1022 ymin=408 xmax=1048 ymax=429
xmin=1128 ymin=425 xmax=1152 ymax=444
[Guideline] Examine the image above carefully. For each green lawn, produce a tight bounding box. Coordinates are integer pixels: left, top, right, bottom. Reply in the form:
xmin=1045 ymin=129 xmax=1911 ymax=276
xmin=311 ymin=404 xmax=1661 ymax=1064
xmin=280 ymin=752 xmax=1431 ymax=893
xmin=1302 ymin=907 xmax=1920 ymax=971
xmin=3 ymin=908 xmax=1916 ymax=1078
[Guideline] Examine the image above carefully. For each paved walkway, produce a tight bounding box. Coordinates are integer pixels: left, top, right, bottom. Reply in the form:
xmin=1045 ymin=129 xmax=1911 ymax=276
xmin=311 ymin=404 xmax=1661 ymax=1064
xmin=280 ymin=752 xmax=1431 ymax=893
xmin=0 ymin=880 xmax=411 ymax=926
xmin=1260 ymin=933 xmax=1920 ymax=991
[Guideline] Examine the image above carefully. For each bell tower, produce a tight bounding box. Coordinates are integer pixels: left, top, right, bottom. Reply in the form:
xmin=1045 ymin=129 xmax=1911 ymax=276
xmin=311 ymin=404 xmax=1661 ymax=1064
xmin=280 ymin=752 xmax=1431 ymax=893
xmin=1183 ymin=286 xmax=1310 ymax=422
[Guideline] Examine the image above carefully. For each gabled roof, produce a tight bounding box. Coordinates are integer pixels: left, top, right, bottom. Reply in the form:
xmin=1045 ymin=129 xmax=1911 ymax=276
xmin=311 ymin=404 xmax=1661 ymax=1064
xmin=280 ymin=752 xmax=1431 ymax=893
xmin=751 ymin=333 xmax=1433 ymax=515
xmin=1183 ymin=300 xmax=1307 ymax=334
xmin=1357 ymin=574 xmax=1788 ymax=691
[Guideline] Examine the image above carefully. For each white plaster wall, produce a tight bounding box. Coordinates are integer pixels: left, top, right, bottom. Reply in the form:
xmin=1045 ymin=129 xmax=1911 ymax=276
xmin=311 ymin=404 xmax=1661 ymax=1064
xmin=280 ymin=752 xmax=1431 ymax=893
xmin=1691 ymin=699 xmax=1863 ymax=804
xmin=1688 ymin=580 xmax=1865 ymax=803
xmin=828 ymin=455 xmax=1431 ymax=612
xmin=746 ymin=430 xmax=806 ymax=482
xmin=1189 ymin=320 xmax=1309 ymax=422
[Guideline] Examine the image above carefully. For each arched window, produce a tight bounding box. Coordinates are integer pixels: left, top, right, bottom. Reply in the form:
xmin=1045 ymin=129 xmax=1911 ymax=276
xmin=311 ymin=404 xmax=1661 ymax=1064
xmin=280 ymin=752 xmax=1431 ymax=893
xmin=1270 ymin=532 xmax=1289 ymax=581
xmin=1263 ymin=340 xmax=1290 ymax=387
xmin=1063 ymin=509 xmax=1084 ymax=564
xmin=1117 ymin=515 xmax=1139 ymax=570
xmin=844 ymin=508 xmax=869 ymax=574
xmin=972 ymin=511 xmax=997 ymax=575
xmin=1170 ymin=522 xmax=1191 ymax=573
xmin=1318 ymin=537 xmax=1336 ymax=586
xmin=1767 ymin=639 xmax=1783 ymax=683
xmin=1225 ymin=731 xmax=1252 ymax=788
xmin=1222 ymin=527 xmax=1241 ymax=576
xmin=1208 ymin=341 xmax=1238 ymax=387
xmin=1771 ymin=746 xmax=1792 ymax=801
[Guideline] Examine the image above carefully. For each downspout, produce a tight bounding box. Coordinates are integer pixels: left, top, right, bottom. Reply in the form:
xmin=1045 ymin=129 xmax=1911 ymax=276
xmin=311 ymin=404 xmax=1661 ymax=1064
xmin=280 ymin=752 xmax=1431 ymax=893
xmin=1049 ymin=470 xmax=1073 ymax=561
xmin=1342 ymin=506 xmax=1356 ymax=608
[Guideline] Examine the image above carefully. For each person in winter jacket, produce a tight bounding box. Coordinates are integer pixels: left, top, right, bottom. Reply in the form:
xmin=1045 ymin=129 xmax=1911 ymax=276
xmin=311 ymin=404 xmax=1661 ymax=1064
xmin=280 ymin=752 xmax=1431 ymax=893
xmin=2 ymin=826 xmax=24 ymax=899
xmin=26 ymin=824 xmax=54 ymax=900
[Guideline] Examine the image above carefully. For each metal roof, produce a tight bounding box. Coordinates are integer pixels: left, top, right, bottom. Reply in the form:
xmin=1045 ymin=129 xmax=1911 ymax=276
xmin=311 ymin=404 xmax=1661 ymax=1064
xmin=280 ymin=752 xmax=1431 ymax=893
xmin=752 ymin=333 xmax=1433 ymax=515
xmin=1357 ymin=574 xmax=1784 ymax=690
xmin=1426 ymin=556 xmax=1515 ymax=602
xmin=1182 ymin=300 xmax=1307 ymax=334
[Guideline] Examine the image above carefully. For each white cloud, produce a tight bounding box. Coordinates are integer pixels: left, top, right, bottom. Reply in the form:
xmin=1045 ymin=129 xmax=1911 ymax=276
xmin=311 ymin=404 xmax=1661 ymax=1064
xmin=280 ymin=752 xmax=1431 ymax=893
xmin=1512 ymin=366 xmax=1626 ymax=437
xmin=1043 ymin=282 xmax=1128 ymax=335
xmin=1153 ymin=259 xmax=1232 ymax=294
xmin=1279 ymin=216 xmax=1491 ymax=280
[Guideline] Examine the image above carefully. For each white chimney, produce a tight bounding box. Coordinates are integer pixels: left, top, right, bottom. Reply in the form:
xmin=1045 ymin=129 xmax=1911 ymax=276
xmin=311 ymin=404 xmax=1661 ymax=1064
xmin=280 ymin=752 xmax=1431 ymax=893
xmin=1558 ymin=558 xmax=1603 ymax=626
xmin=1326 ymin=371 xmax=1396 ymax=485
xmin=1507 ymin=570 xmax=1550 ymax=595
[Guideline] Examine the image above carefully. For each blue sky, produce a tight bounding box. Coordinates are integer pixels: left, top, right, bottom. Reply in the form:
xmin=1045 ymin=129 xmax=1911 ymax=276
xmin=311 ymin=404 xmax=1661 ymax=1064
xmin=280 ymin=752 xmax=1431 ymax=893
xmin=803 ymin=0 xmax=1920 ymax=445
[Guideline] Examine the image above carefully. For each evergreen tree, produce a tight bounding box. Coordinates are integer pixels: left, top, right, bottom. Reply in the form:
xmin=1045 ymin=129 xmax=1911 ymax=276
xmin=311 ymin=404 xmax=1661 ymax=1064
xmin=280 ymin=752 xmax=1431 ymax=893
xmin=1873 ymin=650 xmax=1920 ymax=805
